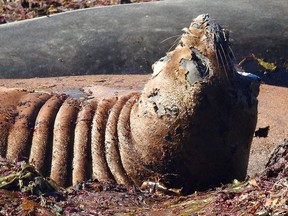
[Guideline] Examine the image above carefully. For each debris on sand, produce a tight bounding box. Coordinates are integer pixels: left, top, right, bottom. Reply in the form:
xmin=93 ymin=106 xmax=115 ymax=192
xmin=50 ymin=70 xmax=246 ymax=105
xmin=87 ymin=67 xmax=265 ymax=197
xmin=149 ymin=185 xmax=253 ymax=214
xmin=1 ymin=140 xmax=287 ymax=215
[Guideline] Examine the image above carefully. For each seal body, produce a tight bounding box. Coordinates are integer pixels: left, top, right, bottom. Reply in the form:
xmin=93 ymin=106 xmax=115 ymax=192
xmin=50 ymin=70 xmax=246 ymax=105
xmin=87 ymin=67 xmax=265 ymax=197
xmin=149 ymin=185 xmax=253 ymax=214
xmin=0 ymin=14 xmax=259 ymax=194
xmin=124 ymin=14 xmax=260 ymax=193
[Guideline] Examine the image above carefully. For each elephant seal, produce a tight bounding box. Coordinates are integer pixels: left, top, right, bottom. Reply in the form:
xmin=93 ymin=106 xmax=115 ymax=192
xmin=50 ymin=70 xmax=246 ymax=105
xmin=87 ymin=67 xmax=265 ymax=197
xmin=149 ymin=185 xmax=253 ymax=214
xmin=0 ymin=14 xmax=259 ymax=194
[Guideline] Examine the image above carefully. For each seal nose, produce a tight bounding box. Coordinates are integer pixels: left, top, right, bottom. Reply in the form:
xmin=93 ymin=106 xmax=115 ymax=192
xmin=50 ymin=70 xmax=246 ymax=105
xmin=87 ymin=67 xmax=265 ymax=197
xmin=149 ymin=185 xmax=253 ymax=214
xmin=190 ymin=14 xmax=210 ymax=29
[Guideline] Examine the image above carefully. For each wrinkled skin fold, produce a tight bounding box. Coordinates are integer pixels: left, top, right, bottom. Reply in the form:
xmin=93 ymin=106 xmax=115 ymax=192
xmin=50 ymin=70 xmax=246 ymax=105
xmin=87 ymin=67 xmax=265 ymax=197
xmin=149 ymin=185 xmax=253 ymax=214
xmin=0 ymin=14 xmax=259 ymax=195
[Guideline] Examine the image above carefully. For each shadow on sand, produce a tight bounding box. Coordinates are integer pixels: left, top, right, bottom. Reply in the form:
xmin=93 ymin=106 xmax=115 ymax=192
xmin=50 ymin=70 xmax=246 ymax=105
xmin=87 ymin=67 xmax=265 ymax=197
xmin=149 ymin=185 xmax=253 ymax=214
xmin=240 ymin=58 xmax=288 ymax=88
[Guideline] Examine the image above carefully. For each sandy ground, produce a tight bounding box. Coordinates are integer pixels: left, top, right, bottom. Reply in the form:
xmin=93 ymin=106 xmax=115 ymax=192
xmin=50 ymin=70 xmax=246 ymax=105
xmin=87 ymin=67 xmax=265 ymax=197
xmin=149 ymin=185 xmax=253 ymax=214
xmin=0 ymin=74 xmax=287 ymax=176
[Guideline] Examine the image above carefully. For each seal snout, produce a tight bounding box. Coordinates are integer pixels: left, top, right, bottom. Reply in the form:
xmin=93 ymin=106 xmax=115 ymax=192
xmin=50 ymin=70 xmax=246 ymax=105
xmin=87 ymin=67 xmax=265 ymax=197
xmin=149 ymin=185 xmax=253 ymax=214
xmin=190 ymin=13 xmax=210 ymax=29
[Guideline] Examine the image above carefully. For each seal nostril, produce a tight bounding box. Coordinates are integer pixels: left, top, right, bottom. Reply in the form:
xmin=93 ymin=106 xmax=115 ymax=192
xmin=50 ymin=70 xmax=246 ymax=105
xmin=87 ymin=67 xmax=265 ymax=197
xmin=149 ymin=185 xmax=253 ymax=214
xmin=165 ymin=133 xmax=173 ymax=142
xmin=165 ymin=105 xmax=179 ymax=116
xmin=175 ymin=126 xmax=183 ymax=135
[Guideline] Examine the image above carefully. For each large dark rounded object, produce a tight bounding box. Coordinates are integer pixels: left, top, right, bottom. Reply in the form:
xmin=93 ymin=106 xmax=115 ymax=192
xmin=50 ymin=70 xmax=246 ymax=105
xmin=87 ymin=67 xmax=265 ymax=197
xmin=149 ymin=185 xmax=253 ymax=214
xmin=0 ymin=0 xmax=287 ymax=78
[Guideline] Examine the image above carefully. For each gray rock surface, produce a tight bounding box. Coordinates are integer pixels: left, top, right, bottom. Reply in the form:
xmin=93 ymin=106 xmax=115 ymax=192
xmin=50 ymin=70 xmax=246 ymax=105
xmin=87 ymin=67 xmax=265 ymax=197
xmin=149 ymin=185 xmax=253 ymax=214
xmin=0 ymin=0 xmax=287 ymax=78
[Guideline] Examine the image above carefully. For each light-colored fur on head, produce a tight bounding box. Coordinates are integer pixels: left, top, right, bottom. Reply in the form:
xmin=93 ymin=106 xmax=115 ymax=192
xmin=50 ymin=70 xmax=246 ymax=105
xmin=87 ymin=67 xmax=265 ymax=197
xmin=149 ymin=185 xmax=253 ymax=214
xmin=152 ymin=14 xmax=236 ymax=85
